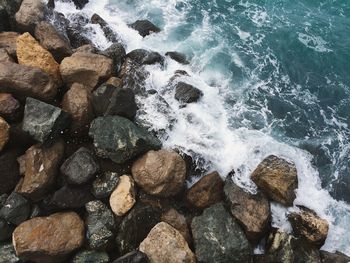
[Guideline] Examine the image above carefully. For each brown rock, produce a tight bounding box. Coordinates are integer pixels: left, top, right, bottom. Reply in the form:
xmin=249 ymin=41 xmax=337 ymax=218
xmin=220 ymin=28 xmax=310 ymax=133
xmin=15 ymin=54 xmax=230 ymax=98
xmin=16 ymin=141 xmax=65 ymax=201
xmin=139 ymin=222 xmax=196 ymax=263
xmin=132 ymin=149 xmax=186 ymax=197
xmin=106 ymin=77 xmax=123 ymax=88
xmin=12 ymin=212 xmax=84 ymax=263
xmin=0 ymin=32 xmax=20 ymax=57
xmin=251 ymin=155 xmax=298 ymax=206
xmin=0 ymin=117 xmax=9 ymax=152
xmin=0 ymin=93 xmax=21 ymax=121
xmin=61 ymin=83 xmax=94 ymax=135
xmin=186 ymin=171 xmax=224 ymax=209
xmin=161 ymin=208 xmax=191 ymax=244
xmin=17 ymin=32 xmax=62 ymax=85
xmin=288 ymin=206 xmax=329 ymax=248
xmin=224 ymin=179 xmax=270 ymax=243
xmin=0 ymin=48 xmax=13 ymax=63
xmin=15 ymin=0 xmax=47 ymax=33
xmin=109 ymin=175 xmax=136 ymax=216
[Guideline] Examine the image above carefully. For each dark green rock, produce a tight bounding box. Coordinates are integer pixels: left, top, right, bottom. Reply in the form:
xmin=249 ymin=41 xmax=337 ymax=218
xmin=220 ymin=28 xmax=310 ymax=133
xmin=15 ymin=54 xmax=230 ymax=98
xmin=0 ymin=242 xmax=20 ymax=263
xmin=92 ymin=172 xmax=119 ymax=199
xmin=0 ymin=192 xmax=31 ymax=225
xmin=112 ymin=251 xmax=149 ymax=263
xmin=71 ymin=250 xmax=109 ymax=263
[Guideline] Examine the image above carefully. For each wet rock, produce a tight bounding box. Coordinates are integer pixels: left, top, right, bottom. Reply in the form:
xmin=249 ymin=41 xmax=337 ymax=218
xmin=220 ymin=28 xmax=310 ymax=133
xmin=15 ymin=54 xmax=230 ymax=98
xmin=0 ymin=32 xmax=19 ymax=57
xmin=0 ymin=192 xmax=30 ymax=225
xmin=119 ymin=58 xmax=149 ymax=95
xmin=61 ymin=147 xmax=99 ymax=185
xmin=16 ymin=141 xmax=65 ymax=201
xmin=191 ymin=202 xmax=252 ymax=263
xmin=12 ymin=212 xmax=84 ymax=262
xmin=224 ymin=179 xmax=270 ymax=243
xmin=71 ymin=250 xmax=110 ymax=263
xmin=0 ymin=218 xmax=14 ymax=241
xmin=109 ymin=175 xmax=136 ymax=216
xmin=89 ymin=116 xmax=161 ymax=163
xmin=288 ymin=206 xmax=329 ymax=248
xmin=92 ymin=84 xmax=137 ymax=120
xmin=22 ymin=98 xmax=70 ymax=144
xmin=186 ymin=171 xmax=224 ymax=209
xmin=0 ymin=150 xmax=20 ymax=194
xmin=0 ymin=48 xmax=13 ymax=62
xmin=92 ymin=171 xmax=119 ymax=199
xmin=127 ymin=49 xmax=163 ymax=66
xmin=72 ymin=0 xmax=89 ymax=9
xmin=116 ymin=203 xmax=161 ymax=254
xmin=139 ymin=222 xmax=195 ymax=263
xmin=0 ymin=116 xmax=9 ymax=151
xmin=0 ymin=93 xmax=21 ymax=122
xmin=35 ymin=21 xmax=73 ymax=63
xmin=0 ymin=62 xmax=57 ymax=101
xmin=265 ymin=230 xmax=294 ymax=262
xmin=85 ymin=200 xmax=116 ymax=250
xmin=165 ymin=51 xmax=189 ymax=65
xmin=51 ymin=185 xmax=94 ymax=209
xmin=320 ymin=250 xmax=350 ymax=263
xmin=251 ymin=155 xmax=298 ymax=206
xmin=66 ymin=22 xmax=92 ymax=49
xmin=91 ymin=13 xmax=119 ymax=43
xmin=175 ymin=82 xmax=203 ymax=103
xmin=292 ymin=241 xmax=321 ymax=263
xmin=112 ymin=251 xmax=149 ymax=263
xmin=161 ymin=208 xmax=191 ymax=243
xmin=0 ymin=242 xmax=20 ymax=263
xmin=102 ymin=43 xmax=126 ymax=72
xmin=130 ymin=20 xmax=160 ymax=37
xmin=15 ymin=0 xmax=47 ymax=33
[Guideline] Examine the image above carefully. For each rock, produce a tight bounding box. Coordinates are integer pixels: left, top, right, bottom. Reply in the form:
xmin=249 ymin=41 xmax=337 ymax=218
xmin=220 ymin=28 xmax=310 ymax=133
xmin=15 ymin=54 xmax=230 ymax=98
xmin=0 ymin=242 xmax=20 ymax=263
xmin=71 ymin=250 xmax=110 ymax=263
xmin=0 ymin=150 xmax=20 ymax=194
xmin=66 ymin=24 xmax=92 ymax=49
xmin=161 ymin=208 xmax=191 ymax=243
xmin=102 ymin=43 xmax=126 ymax=72
xmin=12 ymin=212 xmax=84 ymax=262
xmin=22 ymin=97 xmax=70 ymax=144
xmin=61 ymin=147 xmax=99 ymax=185
xmin=0 ymin=116 xmax=9 ymax=151
xmin=288 ymin=206 xmax=329 ymax=248
xmin=0 ymin=192 xmax=30 ymax=225
xmin=0 ymin=7 xmax=10 ymax=32
xmin=92 ymin=171 xmax=119 ymax=199
xmin=0 ymin=193 xmax=8 ymax=206
xmin=127 ymin=49 xmax=164 ymax=66
xmin=0 ymin=32 xmax=19 ymax=57
xmin=139 ymin=222 xmax=195 ymax=263
xmin=0 ymin=62 xmax=57 ymax=101
xmin=251 ymin=155 xmax=298 ymax=206
xmin=0 ymin=48 xmax=13 ymax=62
xmin=51 ymin=185 xmax=94 ymax=209
xmin=292 ymin=241 xmax=321 ymax=263
xmin=116 ymin=203 xmax=161 ymax=254
xmin=60 ymin=51 xmax=114 ymax=90
xmin=320 ymin=250 xmax=350 ymax=263
xmin=165 ymin=52 xmax=189 ymax=65
xmin=186 ymin=171 xmax=224 ymax=209
xmin=175 ymin=82 xmax=203 ymax=103
xmin=89 ymin=116 xmax=161 ymax=163
xmin=191 ymin=202 xmax=252 ymax=263
xmin=16 ymin=141 xmax=65 ymax=201
xmin=34 ymin=21 xmax=73 ymax=63
xmin=17 ymin=32 xmax=62 ymax=85
xmin=0 ymin=93 xmax=21 ymax=122
xmin=132 ymin=150 xmax=186 ymax=197
xmin=106 ymin=77 xmax=123 ymax=87
xmin=92 ymin=84 xmax=137 ymax=120
xmin=224 ymin=179 xmax=270 ymax=243
xmin=85 ymin=200 xmax=116 ymax=250
xmin=130 ymin=20 xmax=160 ymax=37
xmin=0 ymin=218 xmax=14 ymax=241
xmin=15 ymin=0 xmax=47 ymax=33
xmin=91 ymin=13 xmax=119 ymax=43
xmin=109 ymin=175 xmax=136 ymax=216
xmin=112 ymin=251 xmax=149 ymax=263
xmin=72 ymin=0 xmax=89 ymax=9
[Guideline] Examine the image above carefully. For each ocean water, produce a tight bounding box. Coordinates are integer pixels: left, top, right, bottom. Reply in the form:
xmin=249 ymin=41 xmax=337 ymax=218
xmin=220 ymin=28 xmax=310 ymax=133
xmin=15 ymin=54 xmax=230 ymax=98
xmin=54 ymin=0 xmax=350 ymax=254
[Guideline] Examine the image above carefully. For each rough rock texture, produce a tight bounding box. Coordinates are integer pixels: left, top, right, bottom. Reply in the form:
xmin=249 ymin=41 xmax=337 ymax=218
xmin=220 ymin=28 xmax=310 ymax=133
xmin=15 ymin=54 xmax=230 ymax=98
xmin=0 ymin=116 xmax=9 ymax=151
xmin=130 ymin=20 xmax=161 ymax=37
xmin=92 ymin=171 xmax=119 ymax=199
xmin=175 ymin=82 xmax=203 ymax=103
xmin=0 ymin=150 xmax=20 ymax=194
xmin=139 ymin=222 xmax=195 ymax=263
xmin=0 ymin=192 xmax=30 ymax=225
xmin=191 ymin=203 xmax=252 ymax=263
xmin=50 ymin=185 xmax=94 ymax=209
xmin=12 ymin=212 xmax=84 ymax=262
xmin=0 ymin=242 xmax=20 ymax=263
xmin=186 ymin=171 xmax=224 ymax=209
xmin=132 ymin=150 xmax=186 ymax=197
xmin=16 ymin=141 xmax=65 ymax=201
xmin=161 ymin=208 xmax=191 ymax=244
xmin=113 ymin=251 xmax=149 ymax=263
xmin=60 ymin=51 xmax=113 ymax=90
xmin=0 ymin=48 xmax=13 ymax=62
xmin=288 ymin=206 xmax=329 ymax=248
xmin=0 ymin=32 xmax=19 ymax=57
xmin=71 ymin=250 xmax=109 ymax=263
xmin=17 ymin=32 xmax=61 ymax=85
xmin=320 ymin=250 xmax=350 ymax=263
xmin=0 ymin=62 xmax=57 ymax=101
xmin=224 ymin=179 xmax=270 ymax=243
xmin=165 ymin=52 xmax=189 ymax=65
xmin=251 ymin=155 xmax=298 ymax=206
xmin=0 ymin=93 xmax=21 ymax=121
xmin=89 ymin=116 xmax=161 ymax=164
xmin=15 ymin=0 xmax=47 ymax=33
xmin=110 ymin=175 xmax=136 ymax=216
xmin=102 ymin=43 xmax=126 ymax=72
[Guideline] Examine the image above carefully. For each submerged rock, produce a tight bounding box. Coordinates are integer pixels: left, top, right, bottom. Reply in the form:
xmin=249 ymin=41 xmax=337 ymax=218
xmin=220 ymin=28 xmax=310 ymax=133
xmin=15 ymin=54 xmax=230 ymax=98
xmin=109 ymin=175 xmax=136 ymax=216
xmin=130 ymin=20 xmax=160 ymax=37
xmin=15 ymin=0 xmax=47 ymax=33
xmin=71 ymin=250 xmax=109 ymax=263
xmin=0 ymin=93 xmax=21 ymax=122
xmin=174 ymin=82 xmax=203 ymax=103
xmin=92 ymin=171 xmax=120 ymax=199
xmin=0 ymin=150 xmax=20 ymax=194
xmin=0 ymin=192 xmax=31 ymax=225
xmin=165 ymin=51 xmax=190 ymax=65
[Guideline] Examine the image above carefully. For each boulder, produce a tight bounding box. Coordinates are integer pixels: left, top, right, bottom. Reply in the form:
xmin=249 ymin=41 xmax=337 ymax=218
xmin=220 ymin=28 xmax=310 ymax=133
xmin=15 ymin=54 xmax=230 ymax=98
xmin=165 ymin=51 xmax=189 ymax=65
xmin=288 ymin=206 xmax=329 ymax=248
xmin=251 ymin=155 xmax=298 ymax=206
xmin=0 ymin=192 xmax=30 ymax=225
xmin=0 ymin=218 xmax=14 ymax=241
xmin=110 ymin=175 xmax=136 ymax=216
xmin=161 ymin=208 xmax=191 ymax=243
xmin=92 ymin=171 xmax=119 ymax=199
xmin=127 ymin=49 xmax=164 ymax=66
xmin=15 ymin=0 xmax=47 ymax=33
xmin=191 ymin=202 xmax=252 ymax=263
xmin=12 ymin=212 xmax=84 ymax=262
xmin=0 ymin=93 xmax=21 ymax=122
xmin=91 ymin=13 xmax=119 ymax=43
xmin=0 ymin=150 xmax=20 ymax=194
xmin=60 ymin=51 xmax=113 ymax=90
xmin=71 ymin=250 xmax=109 ymax=263
xmin=0 ymin=242 xmax=19 ymax=263
xmin=60 ymin=147 xmax=99 ymax=185
xmin=0 ymin=32 xmax=19 ymax=57
xmin=17 ymin=32 xmax=62 ymax=85
xmin=186 ymin=171 xmax=224 ymax=209
xmin=139 ymin=222 xmax=195 ymax=263
xmin=112 ymin=251 xmax=149 ymax=263
xmin=92 ymin=84 xmax=137 ymax=120
xmin=224 ymin=179 xmax=270 ymax=243
xmin=89 ymin=116 xmax=161 ymax=163
xmin=0 ymin=116 xmax=9 ymax=151
xmin=132 ymin=150 xmax=186 ymax=197
xmin=16 ymin=141 xmax=65 ymax=201
xmin=102 ymin=43 xmax=126 ymax=72
xmin=22 ymin=97 xmax=70 ymax=144
xmin=174 ymin=82 xmax=203 ymax=103
xmin=51 ymin=185 xmax=94 ymax=209
xmin=0 ymin=62 xmax=57 ymax=101
xmin=34 ymin=21 xmax=73 ymax=63
xmin=320 ymin=250 xmax=350 ymax=263
xmin=130 ymin=20 xmax=160 ymax=37
xmin=0 ymin=48 xmax=13 ymax=62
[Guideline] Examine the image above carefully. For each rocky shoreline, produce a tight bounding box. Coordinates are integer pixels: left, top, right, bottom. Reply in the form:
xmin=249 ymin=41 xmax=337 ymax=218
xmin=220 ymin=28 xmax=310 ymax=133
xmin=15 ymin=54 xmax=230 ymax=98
xmin=0 ymin=0 xmax=349 ymax=262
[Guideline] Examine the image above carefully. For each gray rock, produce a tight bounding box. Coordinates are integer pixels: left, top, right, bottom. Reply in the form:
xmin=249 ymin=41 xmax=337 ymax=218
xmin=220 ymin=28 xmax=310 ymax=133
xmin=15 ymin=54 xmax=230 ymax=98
xmin=92 ymin=171 xmax=119 ymax=199
xmin=102 ymin=43 xmax=126 ymax=72
xmin=22 ymin=97 xmax=70 ymax=144
xmin=0 ymin=242 xmax=20 ymax=263
xmin=51 ymin=185 xmax=94 ymax=209
xmin=0 ymin=194 xmax=8 ymax=207
xmin=0 ymin=192 xmax=31 ymax=225
xmin=89 ymin=116 xmax=161 ymax=164
xmin=165 ymin=51 xmax=189 ymax=65
xmin=15 ymin=0 xmax=47 ymax=33
xmin=71 ymin=250 xmax=109 ymax=263
xmin=191 ymin=202 xmax=252 ymax=263
xmin=0 ymin=150 xmax=20 ymax=194
xmin=113 ymin=251 xmax=149 ymax=263
xmin=130 ymin=20 xmax=160 ymax=37
xmin=175 ymin=82 xmax=203 ymax=103
xmin=0 ymin=218 xmax=14 ymax=242
xmin=127 ymin=49 xmax=163 ymax=66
